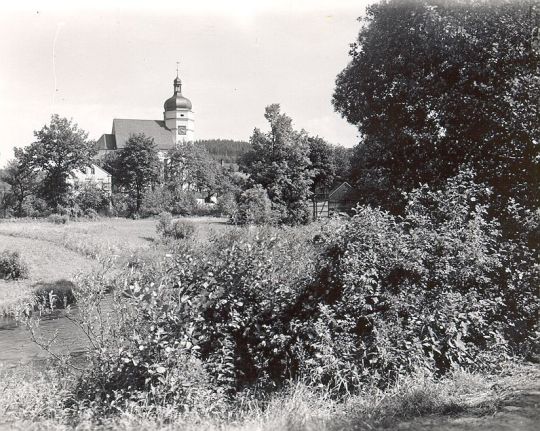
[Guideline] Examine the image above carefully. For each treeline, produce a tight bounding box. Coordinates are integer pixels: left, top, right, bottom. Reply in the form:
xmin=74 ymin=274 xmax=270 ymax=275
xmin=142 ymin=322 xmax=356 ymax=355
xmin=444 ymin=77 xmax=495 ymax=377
xmin=197 ymin=139 xmax=251 ymax=164
xmin=0 ymin=113 xmax=354 ymax=222
xmin=99 ymin=136 xmax=246 ymax=217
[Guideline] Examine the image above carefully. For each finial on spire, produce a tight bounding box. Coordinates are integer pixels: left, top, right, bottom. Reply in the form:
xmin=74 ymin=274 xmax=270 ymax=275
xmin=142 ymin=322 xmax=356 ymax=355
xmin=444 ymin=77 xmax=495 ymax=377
xmin=176 ymin=61 xmax=180 ymax=78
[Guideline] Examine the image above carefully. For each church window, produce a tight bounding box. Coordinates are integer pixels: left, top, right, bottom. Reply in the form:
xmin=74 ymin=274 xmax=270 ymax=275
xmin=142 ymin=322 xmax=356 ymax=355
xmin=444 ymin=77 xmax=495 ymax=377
xmin=178 ymin=126 xmax=187 ymax=135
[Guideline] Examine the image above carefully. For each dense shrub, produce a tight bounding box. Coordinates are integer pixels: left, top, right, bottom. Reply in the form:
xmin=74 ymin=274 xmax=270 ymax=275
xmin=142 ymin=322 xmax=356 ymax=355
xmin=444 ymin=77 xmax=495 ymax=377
xmin=140 ymin=186 xmax=172 ymax=216
xmin=111 ymin=192 xmax=136 ymax=217
xmin=47 ymin=213 xmax=70 ymax=224
xmin=53 ymin=172 xmax=537 ymax=416
xmin=63 ymin=224 xmax=317 ymax=413
xmin=72 ymin=182 xmax=110 ymax=214
xmin=156 ymin=212 xmax=196 ymax=240
xmin=20 ymin=195 xmax=49 ymax=217
xmin=83 ymin=208 xmax=100 ymax=220
xmin=233 ymin=185 xmax=275 ymax=225
xmin=0 ymin=250 xmax=29 ymax=280
xmin=169 ymin=220 xmax=196 ymax=239
xmin=170 ymin=190 xmax=198 ymax=216
xmin=217 ymin=192 xmax=238 ymax=218
xmin=141 ymin=188 xmax=204 ymax=217
xmin=34 ymin=280 xmax=76 ymax=310
xmin=292 ymin=171 xmax=538 ymax=390
xmin=155 ymin=211 xmax=173 ymax=235
xmin=55 ymin=203 xmax=83 ymax=219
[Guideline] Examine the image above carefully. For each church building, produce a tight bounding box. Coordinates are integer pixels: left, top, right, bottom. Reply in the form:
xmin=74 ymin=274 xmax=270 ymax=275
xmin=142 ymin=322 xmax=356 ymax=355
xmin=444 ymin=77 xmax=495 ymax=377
xmin=96 ymin=73 xmax=194 ymax=155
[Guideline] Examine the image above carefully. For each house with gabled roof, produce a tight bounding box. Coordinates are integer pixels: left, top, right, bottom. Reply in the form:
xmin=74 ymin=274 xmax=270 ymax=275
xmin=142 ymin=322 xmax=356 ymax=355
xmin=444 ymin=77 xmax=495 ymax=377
xmin=67 ymin=164 xmax=112 ymax=196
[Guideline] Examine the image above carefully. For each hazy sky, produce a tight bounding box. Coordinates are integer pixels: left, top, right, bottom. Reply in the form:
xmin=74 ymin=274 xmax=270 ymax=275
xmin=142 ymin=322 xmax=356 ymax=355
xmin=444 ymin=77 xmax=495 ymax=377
xmin=0 ymin=0 xmax=370 ymax=167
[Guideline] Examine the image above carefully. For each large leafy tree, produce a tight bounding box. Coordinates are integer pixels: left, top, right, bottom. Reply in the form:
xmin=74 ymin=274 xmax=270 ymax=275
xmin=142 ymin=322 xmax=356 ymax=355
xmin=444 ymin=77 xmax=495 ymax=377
xmin=166 ymin=142 xmax=220 ymax=199
xmin=22 ymin=115 xmax=96 ymax=207
xmin=307 ymin=136 xmax=336 ymax=192
xmin=242 ymin=104 xmax=313 ymax=225
xmin=333 ymin=0 xmax=539 ymax=211
xmin=331 ymin=145 xmax=354 ymax=184
xmin=1 ymin=152 xmax=38 ymax=216
xmin=106 ymin=133 xmax=160 ymax=213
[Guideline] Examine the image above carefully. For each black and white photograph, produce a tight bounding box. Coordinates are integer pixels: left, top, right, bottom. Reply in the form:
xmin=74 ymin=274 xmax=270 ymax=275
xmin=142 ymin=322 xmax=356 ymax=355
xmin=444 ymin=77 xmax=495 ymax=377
xmin=0 ymin=0 xmax=538 ymax=429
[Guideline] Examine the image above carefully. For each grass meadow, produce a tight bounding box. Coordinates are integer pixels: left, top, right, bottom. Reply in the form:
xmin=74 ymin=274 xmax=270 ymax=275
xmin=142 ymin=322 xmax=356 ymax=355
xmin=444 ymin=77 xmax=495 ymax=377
xmin=0 ymin=216 xmax=227 ymax=316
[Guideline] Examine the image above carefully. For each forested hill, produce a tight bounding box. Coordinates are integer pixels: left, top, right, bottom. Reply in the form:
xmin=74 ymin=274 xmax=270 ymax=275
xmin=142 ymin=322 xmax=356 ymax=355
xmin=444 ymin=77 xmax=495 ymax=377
xmin=197 ymin=139 xmax=251 ymax=164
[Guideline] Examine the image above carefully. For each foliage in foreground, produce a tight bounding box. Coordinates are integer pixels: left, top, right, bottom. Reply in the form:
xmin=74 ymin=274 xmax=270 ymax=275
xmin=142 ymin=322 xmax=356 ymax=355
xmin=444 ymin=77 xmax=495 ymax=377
xmin=2 ymin=355 xmax=524 ymax=430
xmin=21 ymin=171 xmax=535 ymax=423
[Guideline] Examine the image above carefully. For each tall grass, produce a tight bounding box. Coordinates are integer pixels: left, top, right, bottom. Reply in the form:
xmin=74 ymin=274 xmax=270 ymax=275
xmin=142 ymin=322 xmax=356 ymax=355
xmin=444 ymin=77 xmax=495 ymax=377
xmin=0 ymin=362 xmax=529 ymax=430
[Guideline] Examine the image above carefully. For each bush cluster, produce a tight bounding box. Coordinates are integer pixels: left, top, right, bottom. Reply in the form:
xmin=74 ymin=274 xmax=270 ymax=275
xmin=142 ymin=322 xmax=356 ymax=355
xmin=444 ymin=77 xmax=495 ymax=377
xmin=0 ymin=250 xmax=29 ymax=280
xmin=232 ymin=185 xmax=277 ymax=225
xmin=47 ymin=213 xmax=70 ymax=224
xmin=156 ymin=212 xmax=196 ymax=240
xmin=1 ymin=183 xmax=110 ymax=220
xmin=140 ymin=186 xmax=219 ymax=218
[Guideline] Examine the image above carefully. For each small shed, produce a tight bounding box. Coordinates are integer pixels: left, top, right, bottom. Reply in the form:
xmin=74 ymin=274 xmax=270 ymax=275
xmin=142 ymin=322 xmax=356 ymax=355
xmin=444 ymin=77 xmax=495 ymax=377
xmin=312 ymin=182 xmax=358 ymax=219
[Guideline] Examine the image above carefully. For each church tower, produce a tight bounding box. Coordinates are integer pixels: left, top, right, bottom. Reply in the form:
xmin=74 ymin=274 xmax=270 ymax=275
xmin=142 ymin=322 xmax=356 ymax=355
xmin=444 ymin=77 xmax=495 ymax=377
xmin=163 ymin=73 xmax=194 ymax=144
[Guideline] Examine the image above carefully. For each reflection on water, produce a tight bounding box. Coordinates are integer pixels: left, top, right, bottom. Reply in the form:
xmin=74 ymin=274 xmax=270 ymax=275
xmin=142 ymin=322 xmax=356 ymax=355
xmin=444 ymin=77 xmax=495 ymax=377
xmin=0 ymin=306 xmax=90 ymax=367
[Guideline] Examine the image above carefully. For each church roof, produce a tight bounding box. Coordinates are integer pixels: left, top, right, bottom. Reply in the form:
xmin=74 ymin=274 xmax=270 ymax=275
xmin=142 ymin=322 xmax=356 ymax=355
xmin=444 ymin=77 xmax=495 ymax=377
xmin=112 ymin=119 xmax=175 ymax=150
xmin=96 ymin=134 xmax=117 ymax=151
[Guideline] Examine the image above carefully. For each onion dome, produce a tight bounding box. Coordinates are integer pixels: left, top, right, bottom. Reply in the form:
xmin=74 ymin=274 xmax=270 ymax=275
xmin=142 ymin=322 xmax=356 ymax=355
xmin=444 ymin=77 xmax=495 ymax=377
xmin=164 ymin=77 xmax=192 ymax=111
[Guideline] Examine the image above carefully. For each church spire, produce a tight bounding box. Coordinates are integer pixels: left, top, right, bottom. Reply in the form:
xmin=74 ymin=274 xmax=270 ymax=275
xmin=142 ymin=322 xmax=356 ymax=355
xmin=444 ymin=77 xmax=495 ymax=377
xmin=164 ymin=64 xmax=194 ymax=143
xmin=174 ymin=61 xmax=182 ymax=93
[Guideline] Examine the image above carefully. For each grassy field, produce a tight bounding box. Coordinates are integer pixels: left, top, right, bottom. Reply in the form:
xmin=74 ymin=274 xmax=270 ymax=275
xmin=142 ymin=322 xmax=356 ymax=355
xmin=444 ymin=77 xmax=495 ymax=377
xmin=0 ymin=216 xmax=228 ymax=315
xmin=0 ymin=216 xmax=229 ymax=260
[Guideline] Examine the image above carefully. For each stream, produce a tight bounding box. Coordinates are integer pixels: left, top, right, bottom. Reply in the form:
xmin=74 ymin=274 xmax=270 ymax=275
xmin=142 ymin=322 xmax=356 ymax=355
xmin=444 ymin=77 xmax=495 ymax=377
xmin=0 ymin=306 xmax=90 ymax=367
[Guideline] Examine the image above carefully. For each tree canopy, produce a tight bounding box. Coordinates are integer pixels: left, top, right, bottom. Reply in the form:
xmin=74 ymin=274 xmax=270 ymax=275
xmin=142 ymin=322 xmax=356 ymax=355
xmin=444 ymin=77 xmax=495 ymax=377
xmin=333 ymin=0 xmax=539 ymax=211
xmin=242 ymin=104 xmax=314 ymax=225
xmin=307 ymin=136 xmax=336 ymax=192
xmin=105 ymin=133 xmax=160 ymax=213
xmin=166 ymin=142 xmax=219 ymax=198
xmin=22 ymin=115 xmax=96 ymax=207
xmin=1 ymin=156 xmax=38 ymax=216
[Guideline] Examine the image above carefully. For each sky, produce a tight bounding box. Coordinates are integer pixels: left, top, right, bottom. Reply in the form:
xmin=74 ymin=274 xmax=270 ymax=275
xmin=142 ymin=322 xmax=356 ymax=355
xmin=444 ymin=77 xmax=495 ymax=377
xmin=0 ymin=0 xmax=371 ymax=167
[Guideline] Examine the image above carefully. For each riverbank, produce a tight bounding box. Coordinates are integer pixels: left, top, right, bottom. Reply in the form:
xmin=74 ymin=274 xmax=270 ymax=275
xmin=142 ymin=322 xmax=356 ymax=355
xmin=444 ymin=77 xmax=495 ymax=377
xmin=0 ymin=234 xmax=96 ymax=316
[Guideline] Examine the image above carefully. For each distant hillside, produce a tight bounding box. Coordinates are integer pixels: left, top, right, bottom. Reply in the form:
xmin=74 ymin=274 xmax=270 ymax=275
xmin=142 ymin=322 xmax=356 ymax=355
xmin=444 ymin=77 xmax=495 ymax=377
xmin=197 ymin=139 xmax=251 ymax=164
